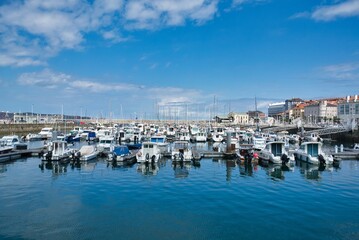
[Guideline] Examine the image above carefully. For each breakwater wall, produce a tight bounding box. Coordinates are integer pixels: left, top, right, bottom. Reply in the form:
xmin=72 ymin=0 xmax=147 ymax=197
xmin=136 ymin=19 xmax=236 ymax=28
xmin=0 ymin=123 xmax=75 ymax=138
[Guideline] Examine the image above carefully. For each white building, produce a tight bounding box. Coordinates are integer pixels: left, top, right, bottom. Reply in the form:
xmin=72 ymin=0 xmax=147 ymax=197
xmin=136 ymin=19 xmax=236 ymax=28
xmin=304 ymin=101 xmax=337 ymax=123
xmin=338 ymin=95 xmax=359 ymax=124
xmin=229 ymin=112 xmax=249 ymax=124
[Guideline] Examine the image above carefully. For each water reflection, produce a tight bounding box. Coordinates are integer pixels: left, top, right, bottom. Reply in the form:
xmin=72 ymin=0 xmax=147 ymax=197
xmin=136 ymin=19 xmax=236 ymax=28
xmin=238 ymin=161 xmax=258 ymax=177
xmin=70 ymin=160 xmax=97 ymax=173
xmin=107 ymin=159 xmax=137 ymax=169
xmin=172 ymin=161 xmax=193 ymax=178
xmin=39 ymin=161 xmax=68 ymax=175
xmin=137 ymin=161 xmax=160 ymax=176
xmin=0 ymin=164 xmax=7 ymax=174
xmin=225 ymin=160 xmax=236 ymax=181
xmin=296 ymin=161 xmax=335 ymax=180
xmin=263 ymin=162 xmax=295 ymax=181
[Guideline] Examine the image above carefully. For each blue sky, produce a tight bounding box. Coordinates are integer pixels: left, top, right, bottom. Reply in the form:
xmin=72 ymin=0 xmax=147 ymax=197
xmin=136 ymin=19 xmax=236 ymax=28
xmin=0 ymin=0 xmax=358 ymax=120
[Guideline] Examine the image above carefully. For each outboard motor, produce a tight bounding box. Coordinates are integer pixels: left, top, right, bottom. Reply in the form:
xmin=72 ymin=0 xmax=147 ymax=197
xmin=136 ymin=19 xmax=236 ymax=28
xmin=318 ymin=154 xmax=326 ymax=165
xmin=46 ymin=151 xmax=52 ymax=161
xmin=73 ymin=151 xmax=81 ymax=161
xmin=179 ymin=152 xmax=184 ymax=161
xmin=245 ymin=151 xmax=252 ymax=163
xmin=281 ymin=154 xmax=289 ymax=165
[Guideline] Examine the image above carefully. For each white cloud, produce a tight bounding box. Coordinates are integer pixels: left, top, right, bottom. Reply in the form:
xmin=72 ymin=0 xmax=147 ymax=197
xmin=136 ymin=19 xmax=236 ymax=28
xmin=124 ymin=0 xmax=219 ymax=29
xmin=321 ymin=62 xmax=359 ymax=80
xmin=69 ymin=80 xmax=137 ymax=92
xmin=312 ymin=0 xmax=359 ymax=21
xmin=17 ymin=69 xmax=139 ymax=92
xmin=147 ymin=87 xmax=202 ymax=106
xmin=17 ymin=69 xmax=71 ymax=88
xmin=0 ymin=0 xmax=219 ymax=67
xmin=232 ymin=0 xmax=268 ymax=7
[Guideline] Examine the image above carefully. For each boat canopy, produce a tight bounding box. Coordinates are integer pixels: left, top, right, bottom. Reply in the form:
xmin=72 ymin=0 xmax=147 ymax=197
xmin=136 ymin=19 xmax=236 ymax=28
xmin=113 ymin=145 xmax=130 ymax=155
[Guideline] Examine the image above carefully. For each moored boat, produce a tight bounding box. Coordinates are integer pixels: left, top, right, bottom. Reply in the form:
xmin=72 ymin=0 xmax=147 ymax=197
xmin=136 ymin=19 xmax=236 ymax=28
xmin=108 ymin=145 xmax=137 ymax=163
xmin=294 ymin=141 xmax=334 ymax=165
xmin=74 ymin=145 xmax=99 ymax=161
xmin=137 ymin=142 xmax=162 ymax=163
xmin=42 ymin=140 xmax=75 ymax=161
xmin=171 ymin=141 xmax=193 ymax=161
xmin=258 ymin=141 xmax=294 ymax=165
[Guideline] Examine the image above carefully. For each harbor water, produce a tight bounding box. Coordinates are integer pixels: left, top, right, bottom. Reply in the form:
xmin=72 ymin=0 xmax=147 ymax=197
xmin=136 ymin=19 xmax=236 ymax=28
xmin=0 ymin=142 xmax=358 ymax=240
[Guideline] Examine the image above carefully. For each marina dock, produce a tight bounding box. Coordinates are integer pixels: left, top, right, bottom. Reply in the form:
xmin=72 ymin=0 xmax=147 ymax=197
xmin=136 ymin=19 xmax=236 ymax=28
xmin=0 ymin=148 xmax=46 ymax=163
xmin=331 ymin=151 xmax=359 ymax=160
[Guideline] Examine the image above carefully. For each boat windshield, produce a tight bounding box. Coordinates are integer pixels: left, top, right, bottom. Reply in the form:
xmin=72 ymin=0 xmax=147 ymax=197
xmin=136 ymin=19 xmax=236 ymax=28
xmin=307 ymin=144 xmax=319 ymax=157
xmin=270 ymin=143 xmax=283 ymax=157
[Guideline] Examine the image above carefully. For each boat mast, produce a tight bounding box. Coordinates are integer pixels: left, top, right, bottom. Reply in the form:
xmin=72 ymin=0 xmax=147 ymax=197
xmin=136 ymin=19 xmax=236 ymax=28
xmin=255 ymin=96 xmax=259 ymax=131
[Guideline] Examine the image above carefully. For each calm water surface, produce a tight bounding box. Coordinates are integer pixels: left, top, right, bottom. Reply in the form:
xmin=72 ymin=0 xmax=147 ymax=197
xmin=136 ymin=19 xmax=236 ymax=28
xmin=0 ymin=143 xmax=358 ymax=240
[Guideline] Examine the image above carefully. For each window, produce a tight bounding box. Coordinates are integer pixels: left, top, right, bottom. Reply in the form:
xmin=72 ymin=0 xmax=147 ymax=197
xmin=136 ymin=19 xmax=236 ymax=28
xmin=345 ymin=104 xmax=350 ymax=114
xmin=339 ymin=105 xmax=345 ymax=115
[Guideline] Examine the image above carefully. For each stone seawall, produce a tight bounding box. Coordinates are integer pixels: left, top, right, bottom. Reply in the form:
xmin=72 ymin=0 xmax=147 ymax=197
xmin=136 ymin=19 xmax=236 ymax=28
xmin=0 ymin=123 xmax=75 ymax=138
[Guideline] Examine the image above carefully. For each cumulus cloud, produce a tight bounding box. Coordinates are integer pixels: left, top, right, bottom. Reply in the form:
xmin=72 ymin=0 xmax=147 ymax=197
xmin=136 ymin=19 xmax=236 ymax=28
xmin=0 ymin=0 xmax=219 ymax=67
xmin=124 ymin=0 xmax=218 ymax=29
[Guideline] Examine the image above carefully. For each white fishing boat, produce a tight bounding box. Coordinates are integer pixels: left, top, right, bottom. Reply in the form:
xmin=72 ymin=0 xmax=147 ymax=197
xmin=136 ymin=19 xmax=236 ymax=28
xmin=304 ymin=133 xmax=322 ymax=142
xmin=150 ymin=135 xmax=169 ymax=154
xmin=178 ymin=131 xmax=191 ymax=142
xmin=137 ymin=142 xmax=162 ymax=163
xmin=1 ymin=135 xmax=21 ymax=146
xmin=38 ymin=127 xmax=54 ymax=139
xmin=75 ymin=145 xmax=99 ymax=161
xmin=252 ymin=135 xmax=266 ymax=150
xmin=97 ymin=136 xmax=116 ymax=153
xmin=211 ymin=134 xmax=223 ymax=142
xmin=211 ymin=127 xmax=225 ymax=142
xmin=294 ymin=142 xmax=333 ymax=165
xmin=0 ymin=140 xmax=14 ymax=154
xmin=289 ymin=134 xmax=300 ymax=144
xmin=25 ymin=133 xmax=43 ymax=141
xmin=195 ymin=131 xmax=207 ymax=142
xmin=43 ymin=140 xmax=74 ymax=161
xmin=171 ymin=141 xmax=193 ymax=161
xmin=0 ymin=135 xmax=27 ymax=150
xmin=258 ymin=141 xmax=294 ymax=165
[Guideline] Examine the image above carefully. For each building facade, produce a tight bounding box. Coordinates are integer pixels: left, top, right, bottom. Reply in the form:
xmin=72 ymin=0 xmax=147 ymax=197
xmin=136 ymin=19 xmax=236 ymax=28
xmin=229 ymin=112 xmax=249 ymax=124
xmin=304 ymin=101 xmax=337 ymax=123
xmin=337 ymin=95 xmax=359 ymax=124
xmin=268 ymin=102 xmax=285 ymax=117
